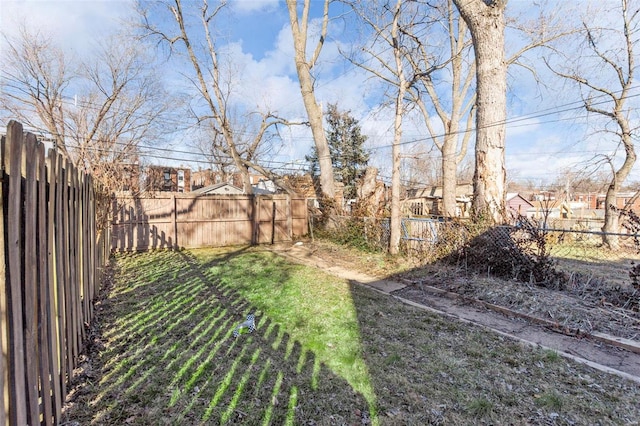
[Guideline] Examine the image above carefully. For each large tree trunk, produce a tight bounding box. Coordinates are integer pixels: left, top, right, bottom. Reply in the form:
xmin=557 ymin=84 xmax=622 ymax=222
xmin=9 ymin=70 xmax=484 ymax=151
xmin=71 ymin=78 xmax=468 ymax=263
xmin=454 ymin=0 xmax=508 ymax=224
xmin=286 ymin=0 xmax=336 ymax=202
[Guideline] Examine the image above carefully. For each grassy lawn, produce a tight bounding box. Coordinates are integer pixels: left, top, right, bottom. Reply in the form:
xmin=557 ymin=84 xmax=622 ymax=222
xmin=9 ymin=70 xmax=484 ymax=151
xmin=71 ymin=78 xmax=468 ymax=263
xmin=64 ymin=247 xmax=640 ymax=425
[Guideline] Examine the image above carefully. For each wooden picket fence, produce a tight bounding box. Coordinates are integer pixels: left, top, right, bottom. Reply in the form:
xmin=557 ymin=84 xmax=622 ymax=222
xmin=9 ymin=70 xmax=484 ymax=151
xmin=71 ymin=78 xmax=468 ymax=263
xmin=0 ymin=121 xmax=111 ymax=425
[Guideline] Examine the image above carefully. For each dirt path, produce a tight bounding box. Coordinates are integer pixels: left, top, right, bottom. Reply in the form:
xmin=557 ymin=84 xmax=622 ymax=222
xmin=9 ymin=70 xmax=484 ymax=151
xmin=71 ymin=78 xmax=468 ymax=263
xmin=269 ymin=243 xmax=640 ymax=384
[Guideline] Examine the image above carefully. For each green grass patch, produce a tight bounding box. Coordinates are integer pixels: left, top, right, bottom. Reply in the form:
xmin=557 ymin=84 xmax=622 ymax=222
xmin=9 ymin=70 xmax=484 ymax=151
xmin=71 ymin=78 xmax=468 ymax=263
xmin=63 ymin=247 xmax=640 ymax=426
xmin=191 ymin=248 xmax=377 ymax=410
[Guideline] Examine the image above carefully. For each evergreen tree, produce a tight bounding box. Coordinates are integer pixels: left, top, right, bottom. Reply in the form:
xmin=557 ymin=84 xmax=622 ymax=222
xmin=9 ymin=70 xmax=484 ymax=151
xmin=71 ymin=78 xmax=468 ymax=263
xmin=306 ymin=103 xmax=369 ymax=199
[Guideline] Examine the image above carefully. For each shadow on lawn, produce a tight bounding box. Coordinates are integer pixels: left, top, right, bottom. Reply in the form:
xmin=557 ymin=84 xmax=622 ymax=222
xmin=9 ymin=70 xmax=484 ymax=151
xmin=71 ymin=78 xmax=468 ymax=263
xmin=64 ymin=249 xmax=368 ymax=425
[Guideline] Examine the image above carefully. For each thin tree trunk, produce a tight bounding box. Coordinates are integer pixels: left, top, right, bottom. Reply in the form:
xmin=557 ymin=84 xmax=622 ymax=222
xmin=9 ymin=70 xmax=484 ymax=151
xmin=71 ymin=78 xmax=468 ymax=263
xmin=389 ymin=0 xmax=405 ymax=255
xmin=296 ymin=63 xmax=335 ymax=200
xmin=441 ymin=132 xmax=458 ymax=217
xmin=602 ymin=128 xmax=636 ymax=249
xmin=286 ymin=0 xmax=336 ymax=202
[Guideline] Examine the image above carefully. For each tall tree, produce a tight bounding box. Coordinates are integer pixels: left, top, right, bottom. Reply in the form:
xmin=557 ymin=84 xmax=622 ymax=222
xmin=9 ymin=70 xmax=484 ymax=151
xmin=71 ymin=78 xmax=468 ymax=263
xmin=1 ymin=26 xmax=71 ymax=155
xmin=1 ymin=26 xmax=171 ymax=191
xmin=306 ymin=103 xmax=369 ymax=200
xmin=286 ymin=0 xmax=337 ymax=203
xmin=545 ymin=0 xmax=638 ymax=248
xmin=388 ymin=0 xmax=407 ymax=254
xmin=404 ymin=0 xmax=476 ymax=218
xmin=346 ymin=0 xmax=409 ymax=254
xmin=140 ymin=0 xmax=292 ymax=193
xmin=452 ymin=0 xmax=508 ymax=224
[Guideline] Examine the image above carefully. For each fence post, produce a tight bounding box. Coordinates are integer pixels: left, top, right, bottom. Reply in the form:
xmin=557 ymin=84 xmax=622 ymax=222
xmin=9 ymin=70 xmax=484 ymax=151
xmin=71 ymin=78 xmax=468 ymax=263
xmin=286 ymin=196 xmax=293 ymax=240
xmin=252 ymin=194 xmax=260 ymax=245
xmin=35 ymin=145 xmax=55 ymax=425
xmin=56 ymin=153 xmax=69 ymax=401
xmin=171 ymin=194 xmax=177 ymax=249
xmin=271 ymin=201 xmax=276 ymax=245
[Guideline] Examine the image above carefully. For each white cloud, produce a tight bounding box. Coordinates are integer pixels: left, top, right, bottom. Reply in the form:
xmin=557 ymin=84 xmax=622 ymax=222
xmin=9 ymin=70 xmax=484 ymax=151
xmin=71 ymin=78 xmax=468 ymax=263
xmin=230 ymin=0 xmax=279 ymax=14
xmin=0 ymin=1 xmax=135 ymax=55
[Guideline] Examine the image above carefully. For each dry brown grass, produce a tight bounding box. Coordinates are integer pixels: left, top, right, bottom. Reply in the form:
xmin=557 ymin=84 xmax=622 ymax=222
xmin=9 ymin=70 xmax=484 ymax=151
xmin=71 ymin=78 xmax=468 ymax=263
xmin=62 ymin=246 xmax=640 ymax=425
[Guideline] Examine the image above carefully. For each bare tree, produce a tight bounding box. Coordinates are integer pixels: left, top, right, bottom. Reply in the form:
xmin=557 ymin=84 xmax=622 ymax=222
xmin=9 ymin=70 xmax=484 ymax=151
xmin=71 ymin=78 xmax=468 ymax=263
xmin=1 ymin=26 xmax=71 ymax=155
xmin=545 ymin=0 xmax=638 ymax=248
xmin=402 ymin=0 xmax=476 ymax=218
xmin=346 ymin=0 xmax=411 ymax=254
xmin=140 ymin=0 xmax=295 ymax=194
xmin=68 ymin=37 xmax=173 ymax=190
xmin=286 ymin=0 xmax=337 ymax=203
xmin=1 ymin=27 xmax=172 ymax=191
xmin=194 ymin=110 xmax=300 ymax=193
xmin=347 ymin=0 xmax=476 ymax=219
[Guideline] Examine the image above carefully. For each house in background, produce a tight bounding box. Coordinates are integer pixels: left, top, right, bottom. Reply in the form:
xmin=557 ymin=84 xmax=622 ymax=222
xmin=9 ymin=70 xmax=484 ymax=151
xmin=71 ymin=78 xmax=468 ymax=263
xmin=506 ymin=193 xmax=534 ymax=217
xmin=597 ymin=191 xmax=640 ymax=210
xmin=403 ymin=183 xmax=473 ymax=217
xmin=191 ymin=182 xmax=244 ymax=195
xmin=191 ymin=169 xmax=280 ymax=194
xmin=191 ymin=169 xmax=244 ymax=190
xmin=146 ymin=166 xmax=192 ymax=192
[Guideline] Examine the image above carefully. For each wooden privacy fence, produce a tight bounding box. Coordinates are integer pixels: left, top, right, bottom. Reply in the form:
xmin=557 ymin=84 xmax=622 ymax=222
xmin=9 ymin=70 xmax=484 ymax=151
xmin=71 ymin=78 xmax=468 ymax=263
xmin=111 ymin=193 xmax=309 ymax=251
xmin=0 ymin=121 xmax=110 ymax=425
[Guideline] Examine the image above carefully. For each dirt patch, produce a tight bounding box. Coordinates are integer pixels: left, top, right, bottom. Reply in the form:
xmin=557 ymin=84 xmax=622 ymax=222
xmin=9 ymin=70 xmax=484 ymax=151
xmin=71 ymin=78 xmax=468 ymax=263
xmin=271 ymin=240 xmax=640 ymax=382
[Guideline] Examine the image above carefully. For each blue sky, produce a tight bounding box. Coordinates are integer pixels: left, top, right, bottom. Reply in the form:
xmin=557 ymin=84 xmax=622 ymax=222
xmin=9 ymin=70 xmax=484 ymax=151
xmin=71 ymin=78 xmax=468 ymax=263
xmin=1 ymin=0 xmax=639 ymax=189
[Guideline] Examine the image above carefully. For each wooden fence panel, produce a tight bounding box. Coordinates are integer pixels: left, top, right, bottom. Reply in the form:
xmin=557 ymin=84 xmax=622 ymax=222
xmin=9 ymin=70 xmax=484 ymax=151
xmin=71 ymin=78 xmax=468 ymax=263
xmin=111 ymin=194 xmax=309 ymax=251
xmin=0 ymin=121 xmax=110 ymax=424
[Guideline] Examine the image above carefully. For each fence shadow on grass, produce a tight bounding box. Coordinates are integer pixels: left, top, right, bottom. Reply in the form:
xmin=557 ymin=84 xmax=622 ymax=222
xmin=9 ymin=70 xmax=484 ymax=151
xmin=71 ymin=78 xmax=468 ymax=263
xmin=63 ymin=249 xmax=368 ymax=425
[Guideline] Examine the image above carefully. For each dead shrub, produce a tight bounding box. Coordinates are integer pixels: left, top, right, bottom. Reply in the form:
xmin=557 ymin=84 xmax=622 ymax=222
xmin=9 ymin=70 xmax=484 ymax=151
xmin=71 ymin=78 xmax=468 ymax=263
xmin=445 ymin=217 xmax=568 ymax=290
xmin=612 ymin=206 xmax=640 ymax=310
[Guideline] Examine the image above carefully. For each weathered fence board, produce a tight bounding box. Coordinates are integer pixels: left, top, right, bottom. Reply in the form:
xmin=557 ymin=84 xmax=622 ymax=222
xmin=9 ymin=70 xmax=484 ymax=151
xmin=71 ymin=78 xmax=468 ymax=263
xmin=112 ymin=194 xmax=309 ymax=251
xmin=6 ymin=121 xmax=27 ymax=425
xmin=1 ymin=120 xmax=110 ymax=424
xmin=0 ymin=132 xmax=7 ymax=426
